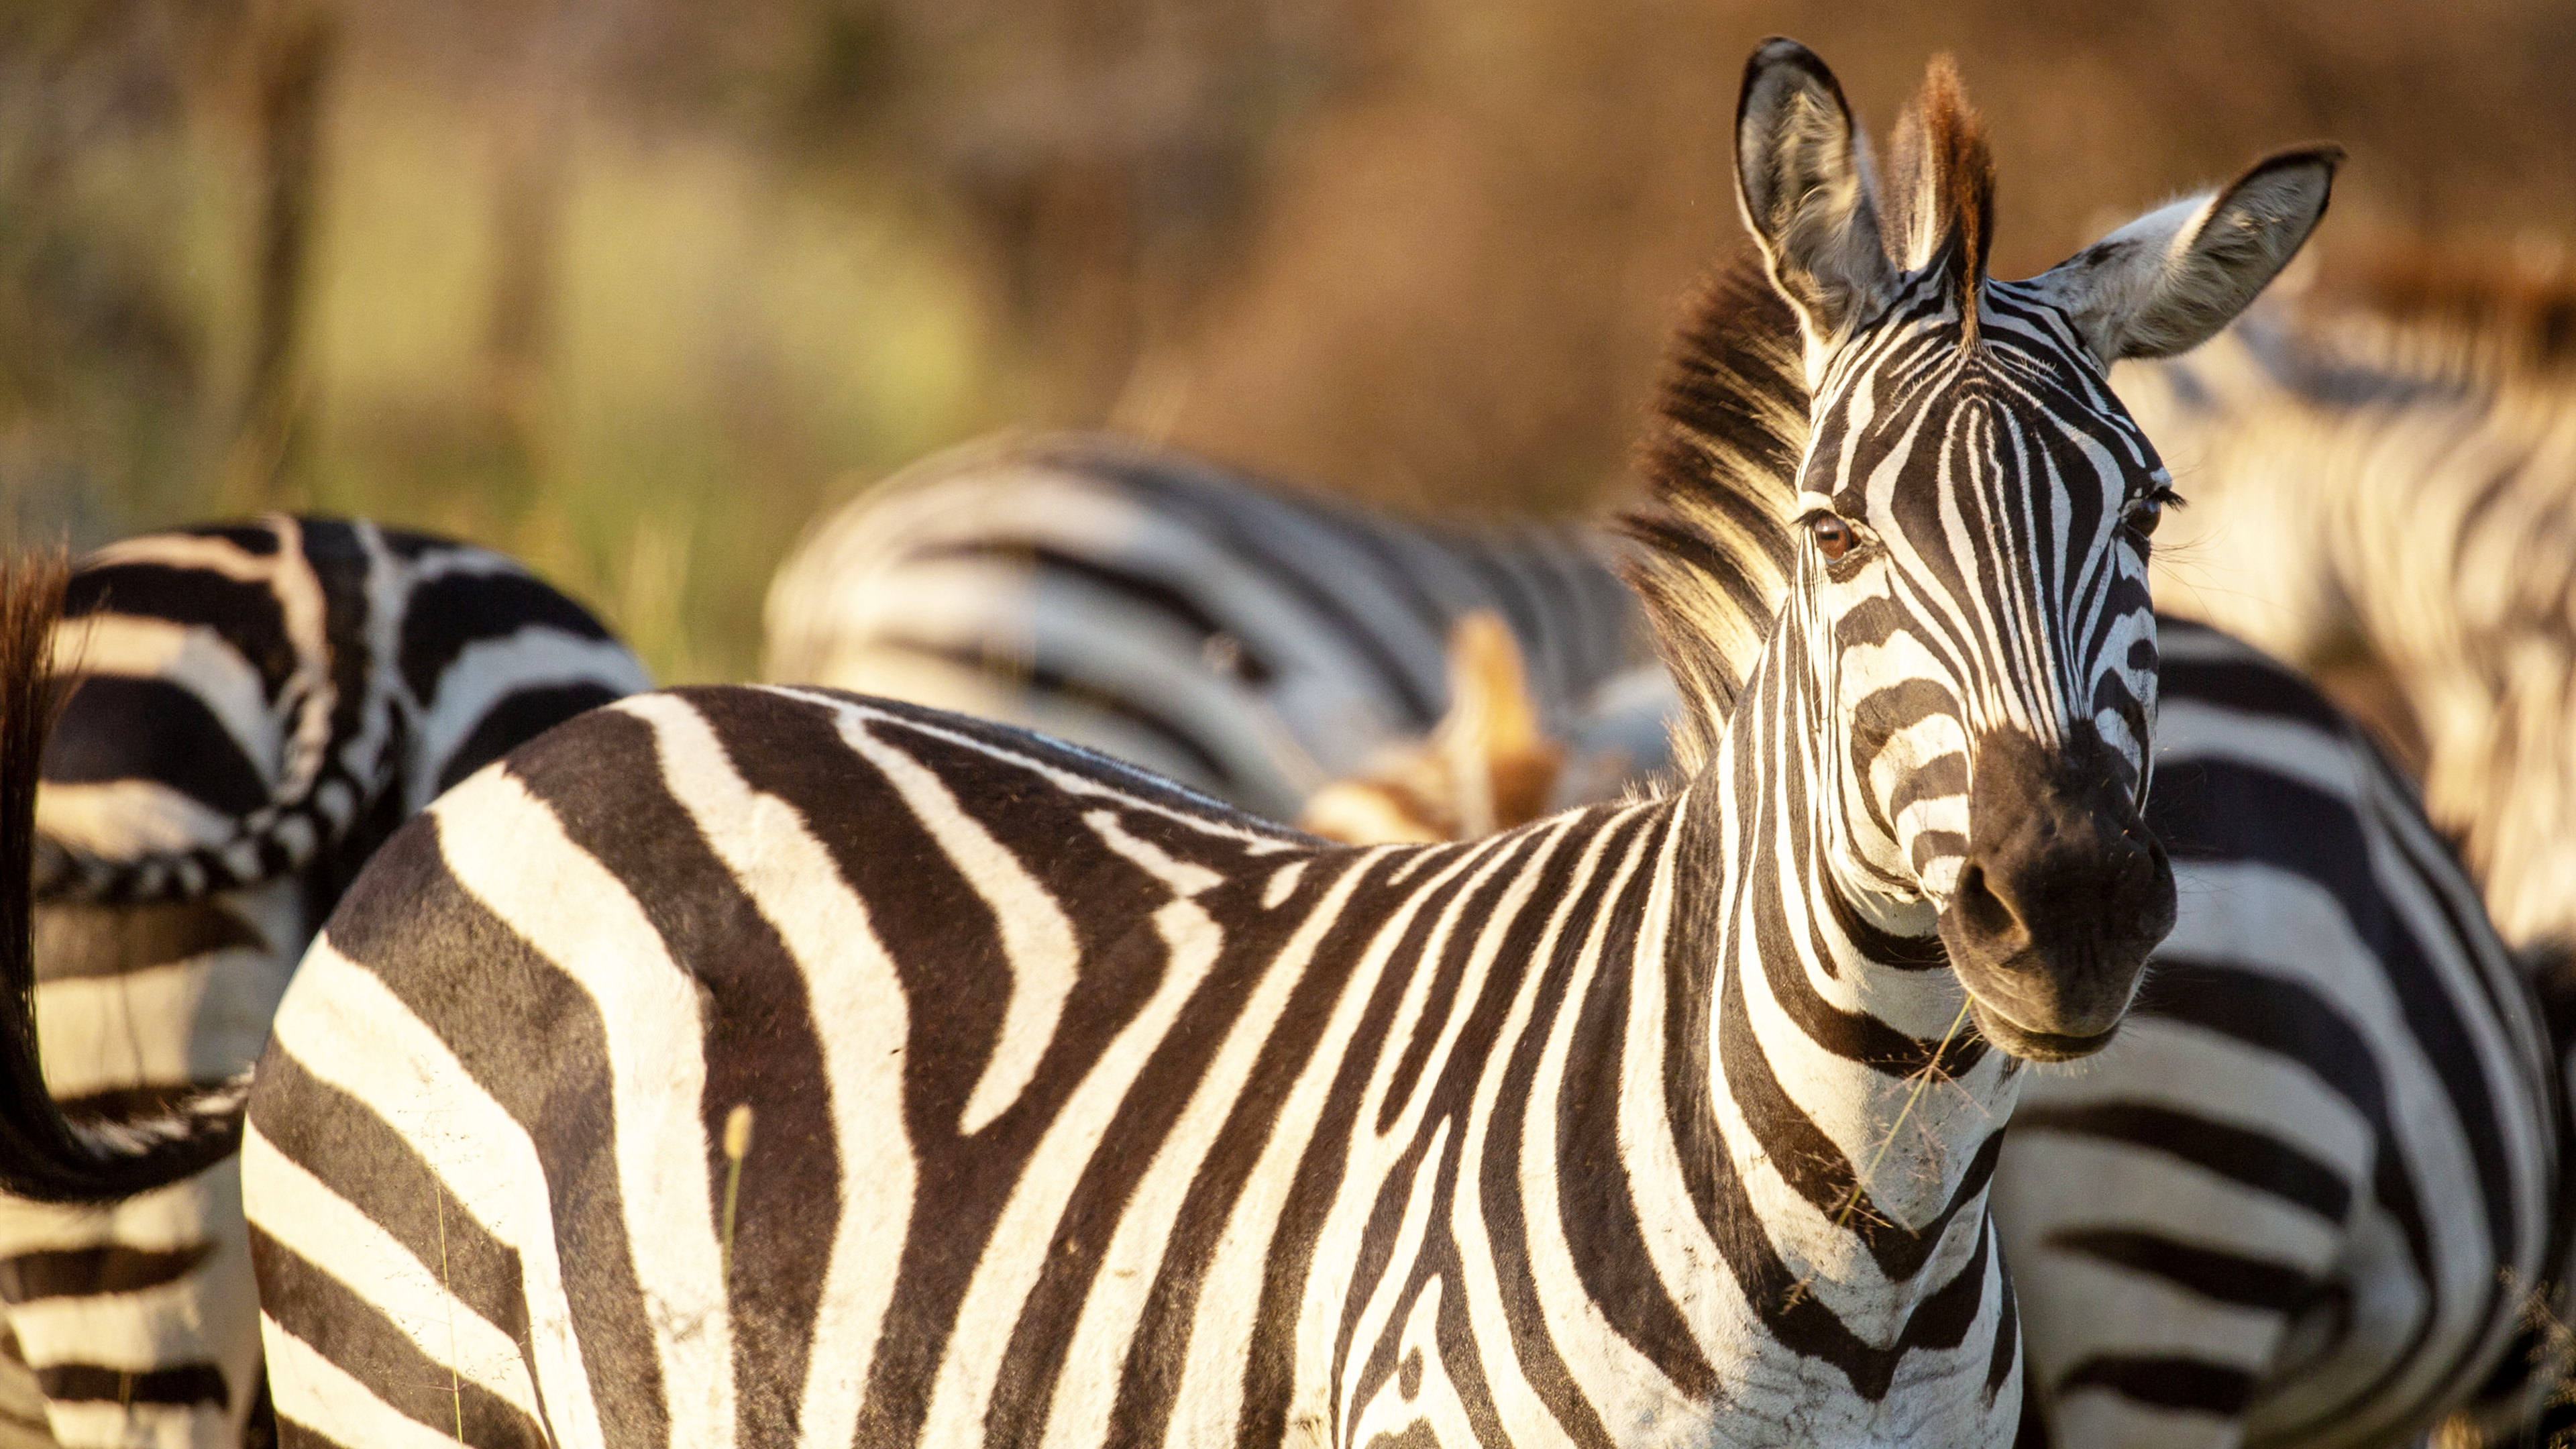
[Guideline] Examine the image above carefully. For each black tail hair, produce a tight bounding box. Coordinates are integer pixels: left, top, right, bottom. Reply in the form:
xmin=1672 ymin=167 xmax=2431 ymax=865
xmin=0 ymin=550 xmax=246 ymax=1202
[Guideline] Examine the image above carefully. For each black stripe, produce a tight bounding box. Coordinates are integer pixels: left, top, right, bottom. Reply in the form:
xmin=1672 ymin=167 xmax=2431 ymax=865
xmin=1103 ymin=850 xmax=1379 ymax=1443
xmin=63 ymin=562 xmax=296 ymax=701
xmin=35 ymin=1362 xmax=229 ymax=1409
xmin=910 ymin=539 xmax=1278 ymax=686
xmin=0 ymin=1242 xmax=213 ymax=1303
xmin=2006 ymin=1101 xmax=2353 ymax=1223
xmin=32 ymin=897 xmax=268 ymax=980
xmin=513 ymin=700 xmax=840 ymax=1447
xmin=42 ymin=675 xmax=272 ymax=818
xmin=1555 ymin=814 xmax=1719 ymax=1401
xmin=433 ymin=682 xmax=623 ymax=794
xmin=2041 ymin=1228 xmax=2315 ymax=1311
xmin=1106 ymin=463 xmax=1444 ymax=727
xmin=249 ymin=1226 xmax=546 ymax=1445
xmin=399 ymin=572 xmax=614 ymax=710
xmin=316 ymin=814 xmax=669 ymax=1448
xmin=2056 ymin=1354 xmax=2255 ymax=1415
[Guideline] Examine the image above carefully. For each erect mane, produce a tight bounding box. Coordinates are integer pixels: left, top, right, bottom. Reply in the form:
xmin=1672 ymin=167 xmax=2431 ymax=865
xmin=2297 ymin=236 xmax=2576 ymax=390
xmin=1884 ymin=55 xmax=1995 ymax=337
xmin=1618 ymin=258 xmax=1808 ymax=771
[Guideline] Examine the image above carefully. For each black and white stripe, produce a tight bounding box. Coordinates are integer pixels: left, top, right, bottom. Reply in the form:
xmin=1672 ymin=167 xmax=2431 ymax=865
xmin=763 ymin=430 xmax=1674 ymax=822
xmin=2119 ymin=282 xmax=2576 ymax=963
xmin=1996 ymin=621 xmax=2562 ymax=1448
xmin=190 ymin=46 xmax=2334 ymax=1448
xmin=0 ymin=517 xmax=649 ymax=1448
xmin=1636 ymin=150 xmax=2565 ymax=1449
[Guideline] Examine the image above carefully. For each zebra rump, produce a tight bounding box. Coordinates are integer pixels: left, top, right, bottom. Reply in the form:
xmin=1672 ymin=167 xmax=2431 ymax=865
xmin=0 ymin=518 xmax=650 ymax=1449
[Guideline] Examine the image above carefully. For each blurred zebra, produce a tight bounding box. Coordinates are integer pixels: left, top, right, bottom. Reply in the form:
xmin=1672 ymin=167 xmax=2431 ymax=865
xmin=0 ymin=41 xmax=2337 ymax=1446
xmin=763 ymin=429 xmax=1676 ymax=827
xmin=0 ymin=517 xmax=649 ymax=1448
xmin=2118 ymin=256 xmax=2576 ymax=965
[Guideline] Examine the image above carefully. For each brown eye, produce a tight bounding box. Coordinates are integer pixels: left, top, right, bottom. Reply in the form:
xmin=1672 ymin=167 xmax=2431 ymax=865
xmin=1809 ymin=515 xmax=1857 ymax=560
xmin=2127 ymin=489 xmax=2176 ymax=539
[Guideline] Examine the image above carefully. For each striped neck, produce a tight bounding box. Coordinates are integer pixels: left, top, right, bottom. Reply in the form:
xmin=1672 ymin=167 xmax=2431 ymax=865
xmin=1676 ymin=623 xmax=2018 ymax=1339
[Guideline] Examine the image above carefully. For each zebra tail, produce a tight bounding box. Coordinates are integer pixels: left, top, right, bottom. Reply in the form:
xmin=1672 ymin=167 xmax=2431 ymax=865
xmin=0 ymin=550 xmax=246 ymax=1203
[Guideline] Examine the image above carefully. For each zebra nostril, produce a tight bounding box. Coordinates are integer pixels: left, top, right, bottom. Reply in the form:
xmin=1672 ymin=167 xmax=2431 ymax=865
xmin=1955 ymin=861 xmax=2027 ymax=946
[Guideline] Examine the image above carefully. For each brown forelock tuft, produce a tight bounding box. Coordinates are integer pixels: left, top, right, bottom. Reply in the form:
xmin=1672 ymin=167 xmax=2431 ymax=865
xmin=1884 ymin=54 xmax=1995 ymax=337
xmin=2300 ymin=235 xmax=2576 ymax=388
xmin=1618 ymin=256 xmax=1809 ymax=771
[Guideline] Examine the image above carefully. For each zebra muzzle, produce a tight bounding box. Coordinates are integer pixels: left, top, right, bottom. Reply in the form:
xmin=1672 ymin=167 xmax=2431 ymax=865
xmin=1937 ymin=724 xmax=2178 ymax=1061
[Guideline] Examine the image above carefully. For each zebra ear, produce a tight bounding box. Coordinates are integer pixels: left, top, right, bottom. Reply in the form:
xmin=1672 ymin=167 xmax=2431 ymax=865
xmin=1735 ymin=38 xmax=1897 ymax=351
xmin=2034 ymin=146 xmax=2343 ymax=364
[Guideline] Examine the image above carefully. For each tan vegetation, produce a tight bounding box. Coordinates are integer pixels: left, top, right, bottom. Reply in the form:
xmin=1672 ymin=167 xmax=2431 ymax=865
xmin=7 ymin=0 xmax=2576 ymax=681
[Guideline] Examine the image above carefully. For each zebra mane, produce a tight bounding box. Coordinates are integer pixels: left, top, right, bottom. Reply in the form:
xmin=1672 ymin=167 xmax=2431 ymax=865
xmin=2297 ymin=237 xmax=2576 ymax=391
xmin=1885 ymin=55 xmax=1996 ymax=339
xmin=1619 ymin=258 xmax=1807 ymax=771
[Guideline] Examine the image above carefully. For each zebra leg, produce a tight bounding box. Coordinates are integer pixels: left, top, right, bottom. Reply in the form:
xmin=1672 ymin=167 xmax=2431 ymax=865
xmin=0 ymin=879 xmax=305 ymax=1449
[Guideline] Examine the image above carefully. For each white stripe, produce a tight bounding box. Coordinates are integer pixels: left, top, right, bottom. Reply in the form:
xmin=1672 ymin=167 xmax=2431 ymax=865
xmin=621 ymin=693 xmax=914 ymax=1449
xmin=262 ymin=940 xmax=608 ymax=1449
xmin=50 ymin=614 xmax=278 ymax=780
xmin=1035 ymin=830 xmax=1356 ymax=1449
xmin=262 ymin=1317 xmax=476 ymax=1449
xmin=915 ymin=820 xmax=1233 ymax=1446
xmin=240 ymin=1126 xmax=545 ymax=1421
xmin=432 ymin=773 xmax=735 ymax=1447
xmin=411 ymin=632 xmax=651 ymax=804
xmin=837 ymin=714 xmax=1079 ymax=1134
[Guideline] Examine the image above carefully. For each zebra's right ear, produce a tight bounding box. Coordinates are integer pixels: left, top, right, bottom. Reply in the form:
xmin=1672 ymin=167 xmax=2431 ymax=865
xmin=1735 ymin=38 xmax=1897 ymax=356
xmin=2033 ymin=146 xmax=2342 ymax=364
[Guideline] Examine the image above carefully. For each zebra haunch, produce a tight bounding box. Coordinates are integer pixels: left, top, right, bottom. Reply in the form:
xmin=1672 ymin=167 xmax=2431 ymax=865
xmin=0 ymin=517 xmax=649 ymax=1449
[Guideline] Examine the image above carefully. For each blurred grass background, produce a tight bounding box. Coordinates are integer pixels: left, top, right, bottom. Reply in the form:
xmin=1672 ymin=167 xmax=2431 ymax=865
xmin=6 ymin=0 xmax=2575 ymax=681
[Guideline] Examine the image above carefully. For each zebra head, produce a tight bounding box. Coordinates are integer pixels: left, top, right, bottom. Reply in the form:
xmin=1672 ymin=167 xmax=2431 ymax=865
xmin=1733 ymin=40 xmax=2339 ymax=1060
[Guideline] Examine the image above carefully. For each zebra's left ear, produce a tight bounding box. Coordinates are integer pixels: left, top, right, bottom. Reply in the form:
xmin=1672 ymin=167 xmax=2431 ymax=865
xmin=2032 ymin=146 xmax=2343 ymax=364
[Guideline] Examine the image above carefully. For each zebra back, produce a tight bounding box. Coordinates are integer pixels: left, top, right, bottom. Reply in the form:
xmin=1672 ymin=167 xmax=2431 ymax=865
xmin=763 ymin=431 xmax=1666 ymax=820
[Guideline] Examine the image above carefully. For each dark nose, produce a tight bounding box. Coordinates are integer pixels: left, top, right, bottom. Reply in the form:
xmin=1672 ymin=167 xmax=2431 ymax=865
xmin=1938 ymin=724 xmax=2177 ymax=1061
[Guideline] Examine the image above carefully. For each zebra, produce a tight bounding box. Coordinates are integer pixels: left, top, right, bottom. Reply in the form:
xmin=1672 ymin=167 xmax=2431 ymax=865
xmin=762 ymin=429 xmax=1677 ymax=825
xmin=0 ymin=517 xmax=651 ymax=1449
xmin=3 ymin=39 xmax=2333 ymax=1446
xmin=1629 ymin=207 xmax=2569 ymax=1443
xmin=2116 ymin=267 xmax=2576 ymax=972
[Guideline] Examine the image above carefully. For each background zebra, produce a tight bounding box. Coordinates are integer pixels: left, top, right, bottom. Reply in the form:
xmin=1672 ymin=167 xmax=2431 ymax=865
xmin=0 ymin=517 xmax=649 ymax=1449
xmin=763 ymin=429 xmax=1678 ymax=826
xmin=2118 ymin=262 xmax=2576 ymax=971
xmin=1633 ymin=235 xmax=2567 ymax=1442
xmin=196 ymin=42 xmax=2339 ymax=1446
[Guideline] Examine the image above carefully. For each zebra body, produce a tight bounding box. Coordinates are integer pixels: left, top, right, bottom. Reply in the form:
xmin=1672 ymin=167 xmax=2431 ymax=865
xmin=762 ymin=431 xmax=1673 ymax=822
xmin=201 ymin=44 xmax=2341 ymax=1448
xmin=3 ymin=517 xmax=649 ymax=1448
xmin=1994 ymin=621 xmax=2561 ymax=1448
xmin=2118 ymin=290 xmax=2576 ymax=957
xmin=250 ymin=682 xmax=2031 ymax=1448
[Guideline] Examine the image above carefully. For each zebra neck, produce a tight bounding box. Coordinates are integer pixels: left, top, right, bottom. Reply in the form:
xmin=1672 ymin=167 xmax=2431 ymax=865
xmin=1676 ymin=650 xmax=2018 ymax=1327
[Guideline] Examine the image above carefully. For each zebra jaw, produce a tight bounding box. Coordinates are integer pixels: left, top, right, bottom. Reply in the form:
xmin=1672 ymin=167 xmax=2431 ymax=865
xmin=1933 ymin=724 xmax=2178 ymax=1061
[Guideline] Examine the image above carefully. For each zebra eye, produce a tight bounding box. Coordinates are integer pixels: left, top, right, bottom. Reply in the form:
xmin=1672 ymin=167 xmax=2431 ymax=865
xmin=2125 ymin=486 xmax=2181 ymax=539
xmin=1809 ymin=515 xmax=1858 ymax=561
